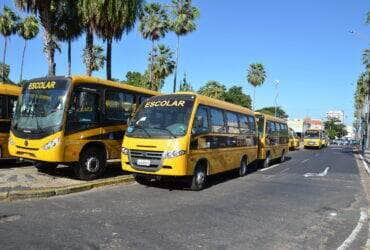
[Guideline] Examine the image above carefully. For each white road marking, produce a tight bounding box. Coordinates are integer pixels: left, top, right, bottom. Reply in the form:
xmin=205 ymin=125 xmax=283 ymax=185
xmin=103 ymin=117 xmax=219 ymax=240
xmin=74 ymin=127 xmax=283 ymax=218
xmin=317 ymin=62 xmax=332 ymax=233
xmin=303 ymin=166 xmax=330 ymax=177
xmin=337 ymin=208 xmax=368 ymax=250
xmin=359 ymin=155 xmax=370 ymax=176
xmin=301 ymin=159 xmax=309 ymax=164
xmin=259 ymin=163 xmax=280 ymax=172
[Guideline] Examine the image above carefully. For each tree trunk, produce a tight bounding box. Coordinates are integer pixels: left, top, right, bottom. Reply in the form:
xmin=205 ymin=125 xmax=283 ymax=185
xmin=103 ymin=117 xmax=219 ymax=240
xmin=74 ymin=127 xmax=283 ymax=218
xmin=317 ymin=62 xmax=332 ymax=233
xmin=106 ymin=38 xmax=112 ymax=80
xmin=149 ymin=40 xmax=154 ymax=90
xmin=43 ymin=29 xmax=56 ymax=76
xmin=2 ymin=37 xmax=7 ymax=82
xmin=85 ymin=27 xmax=94 ymax=76
xmin=173 ymin=35 xmax=180 ymax=93
xmin=20 ymin=40 xmax=27 ymax=83
xmin=253 ymin=86 xmax=256 ymax=110
xmin=67 ymin=39 xmax=72 ymax=76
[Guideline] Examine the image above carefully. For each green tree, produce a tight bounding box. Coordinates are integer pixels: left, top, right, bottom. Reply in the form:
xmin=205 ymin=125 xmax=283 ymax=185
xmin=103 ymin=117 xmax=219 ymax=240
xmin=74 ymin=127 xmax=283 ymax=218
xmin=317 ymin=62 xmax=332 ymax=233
xmin=82 ymin=45 xmax=106 ymax=74
xmin=18 ymin=15 xmax=39 ymax=82
xmin=198 ymin=80 xmax=226 ymax=100
xmin=224 ymin=86 xmax=251 ymax=108
xmin=179 ymin=73 xmax=193 ymax=91
xmin=0 ymin=62 xmax=11 ymax=83
xmin=55 ymin=0 xmax=83 ymax=76
xmin=256 ymin=106 xmax=288 ymax=119
xmin=170 ymin=0 xmax=199 ymax=92
xmin=15 ymin=0 xmax=63 ymax=76
xmin=124 ymin=71 xmax=149 ymax=88
xmin=0 ymin=6 xmax=20 ymax=81
xmin=139 ymin=3 xmax=170 ymax=86
xmin=78 ymin=0 xmax=101 ymax=76
xmin=94 ymin=0 xmax=143 ymax=80
xmin=247 ymin=63 xmax=266 ymax=110
xmin=150 ymin=44 xmax=176 ymax=91
xmin=363 ymin=49 xmax=369 ymax=72
xmin=324 ymin=118 xmax=348 ymax=139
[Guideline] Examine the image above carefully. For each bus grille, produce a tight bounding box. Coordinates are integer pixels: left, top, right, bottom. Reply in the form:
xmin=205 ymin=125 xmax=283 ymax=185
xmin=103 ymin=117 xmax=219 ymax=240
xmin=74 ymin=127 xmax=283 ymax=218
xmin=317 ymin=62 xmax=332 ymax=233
xmin=129 ymin=150 xmax=163 ymax=171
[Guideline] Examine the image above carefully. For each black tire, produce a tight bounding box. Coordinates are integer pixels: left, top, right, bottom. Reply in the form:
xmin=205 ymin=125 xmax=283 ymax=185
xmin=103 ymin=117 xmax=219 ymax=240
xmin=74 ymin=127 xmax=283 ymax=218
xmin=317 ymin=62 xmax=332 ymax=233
xmin=35 ymin=162 xmax=58 ymax=172
xmin=190 ymin=164 xmax=207 ymax=191
xmin=74 ymin=147 xmax=107 ymax=180
xmin=279 ymin=150 xmax=286 ymax=163
xmin=262 ymin=154 xmax=270 ymax=168
xmin=239 ymin=157 xmax=248 ymax=177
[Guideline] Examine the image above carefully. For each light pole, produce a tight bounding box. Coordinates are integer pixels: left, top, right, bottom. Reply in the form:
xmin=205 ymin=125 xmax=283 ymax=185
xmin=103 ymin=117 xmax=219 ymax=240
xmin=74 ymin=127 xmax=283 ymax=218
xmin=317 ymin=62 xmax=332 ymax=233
xmin=274 ymin=80 xmax=280 ymax=117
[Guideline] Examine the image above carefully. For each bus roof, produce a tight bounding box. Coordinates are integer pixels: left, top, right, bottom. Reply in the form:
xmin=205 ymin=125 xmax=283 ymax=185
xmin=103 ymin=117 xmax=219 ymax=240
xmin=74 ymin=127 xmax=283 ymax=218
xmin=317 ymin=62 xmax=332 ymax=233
xmin=24 ymin=75 xmax=159 ymax=96
xmin=254 ymin=112 xmax=287 ymax=123
xmin=0 ymin=83 xmax=21 ymax=96
xmin=176 ymin=92 xmax=254 ymax=115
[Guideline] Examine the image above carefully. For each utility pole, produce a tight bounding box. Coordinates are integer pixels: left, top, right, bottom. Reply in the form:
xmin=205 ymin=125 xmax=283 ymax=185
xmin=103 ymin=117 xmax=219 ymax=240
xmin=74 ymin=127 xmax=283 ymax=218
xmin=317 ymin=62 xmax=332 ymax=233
xmin=274 ymin=80 xmax=280 ymax=117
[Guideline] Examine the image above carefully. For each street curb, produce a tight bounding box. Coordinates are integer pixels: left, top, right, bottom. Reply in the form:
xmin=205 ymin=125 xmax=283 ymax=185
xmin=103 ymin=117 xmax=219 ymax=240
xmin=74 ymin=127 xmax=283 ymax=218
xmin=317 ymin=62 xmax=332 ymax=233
xmin=0 ymin=175 xmax=135 ymax=202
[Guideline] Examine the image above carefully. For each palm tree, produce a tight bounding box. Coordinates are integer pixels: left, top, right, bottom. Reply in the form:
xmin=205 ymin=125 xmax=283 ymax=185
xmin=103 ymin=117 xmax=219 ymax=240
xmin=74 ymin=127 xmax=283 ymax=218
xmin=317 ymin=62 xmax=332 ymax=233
xmin=247 ymin=63 xmax=266 ymax=110
xmin=139 ymin=3 xmax=170 ymax=86
xmin=55 ymin=0 xmax=83 ymax=76
xmin=198 ymin=80 xmax=226 ymax=100
xmin=15 ymin=0 xmax=64 ymax=76
xmin=170 ymin=0 xmax=199 ymax=93
xmin=94 ymin=0 xmax=143 ymax=80
xmin=82 ymin=44 xmax=106 ymax=74
xmin=150 ymin=44 xmax=175 ymax=91
xmin=78 ymin=0 xmax=100 ymax=76
xmin=363 ymin=49 xmax=369 ymax=72
xmin=0 ymin=63 xmax=11 ymax=83
xmin=0 ymin=6 xmax=20 ymax=81
xmin=18 ymin=15 xmax=39 ymax=82
xmin=179 ymin=72 xmax=193 ymax=91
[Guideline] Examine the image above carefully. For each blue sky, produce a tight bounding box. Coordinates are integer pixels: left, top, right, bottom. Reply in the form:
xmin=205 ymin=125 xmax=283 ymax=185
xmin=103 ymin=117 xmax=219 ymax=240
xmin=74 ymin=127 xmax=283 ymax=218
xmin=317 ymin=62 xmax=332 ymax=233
xmin=1 ymin=0 xmax=369 ymax=125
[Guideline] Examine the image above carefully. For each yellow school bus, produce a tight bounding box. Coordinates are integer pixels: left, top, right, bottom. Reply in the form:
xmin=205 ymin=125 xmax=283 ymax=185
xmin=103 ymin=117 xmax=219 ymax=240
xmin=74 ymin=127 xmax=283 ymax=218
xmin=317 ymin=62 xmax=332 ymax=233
xmin=304 ymin=129 xmax=324 ymax=149
xmin=255 ymin=112 xmax=289 ymax=168
xmin=0 ymin=83 xmax=21 ymax=159
xmin=8 ymin=76 xmax=158 ymax=180
xmin=122 ymin=93 xmax=258 ymax=190
xmin=288 ymin=128 xmax=300 ymax=150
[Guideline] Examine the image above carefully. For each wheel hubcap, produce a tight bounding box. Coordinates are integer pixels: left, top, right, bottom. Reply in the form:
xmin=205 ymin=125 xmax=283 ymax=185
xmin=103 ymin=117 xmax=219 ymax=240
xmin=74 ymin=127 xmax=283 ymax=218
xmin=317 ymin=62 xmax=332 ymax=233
xmin=86 ymin=157 xmax=100 ymax=173
xmin=196 ymin=171 xmax=205 ymax=185
xmin=241 ymin=162 xmax=247 ymax=175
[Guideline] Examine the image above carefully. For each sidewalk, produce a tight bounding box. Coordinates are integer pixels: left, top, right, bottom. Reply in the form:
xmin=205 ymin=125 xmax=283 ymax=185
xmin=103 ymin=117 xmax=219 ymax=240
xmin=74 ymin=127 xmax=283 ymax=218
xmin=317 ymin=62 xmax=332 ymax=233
xmin=0 ymin=161 xmax=134 ymax=202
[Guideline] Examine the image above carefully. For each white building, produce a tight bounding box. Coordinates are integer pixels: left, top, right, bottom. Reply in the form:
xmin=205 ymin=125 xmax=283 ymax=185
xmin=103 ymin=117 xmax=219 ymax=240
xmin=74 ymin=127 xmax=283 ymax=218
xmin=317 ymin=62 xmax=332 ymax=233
xmin=326 ymin=110 xmax=344 ymax=123
xmin=287 ymin=119 xmax=304 ymax=134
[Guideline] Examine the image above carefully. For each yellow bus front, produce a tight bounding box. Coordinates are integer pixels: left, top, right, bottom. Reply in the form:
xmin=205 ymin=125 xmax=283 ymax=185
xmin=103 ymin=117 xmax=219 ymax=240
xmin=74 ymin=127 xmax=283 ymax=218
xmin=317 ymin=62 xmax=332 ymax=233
xmin=8 ymin=78 xmax=71 ymax=162
xmin=304 ymin=130 xmax=322 ymax=148
xmin=122 ymin=95 xmax=194 ymax=177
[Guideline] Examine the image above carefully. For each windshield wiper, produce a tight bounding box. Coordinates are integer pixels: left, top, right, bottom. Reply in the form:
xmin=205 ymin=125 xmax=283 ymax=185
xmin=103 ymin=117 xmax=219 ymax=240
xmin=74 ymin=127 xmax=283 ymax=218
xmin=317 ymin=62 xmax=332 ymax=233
xmin=133 ymin=125 xmax=152 ymax=138
xmin=152 ymin=127 xmax=178 ymax=138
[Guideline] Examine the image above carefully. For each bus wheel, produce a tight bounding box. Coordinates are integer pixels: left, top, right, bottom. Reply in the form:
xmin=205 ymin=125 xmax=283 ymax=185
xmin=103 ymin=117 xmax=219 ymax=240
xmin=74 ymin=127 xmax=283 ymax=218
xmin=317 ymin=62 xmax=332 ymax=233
xmin=262 ymin=154 xmax=270 ymax=169
xmin=35 ymin=163 xmax=58 ymax=172
xmin=75 ymin=147 xmax=107 ymax=180
xmin=280 ymin=150 xmax=286 ymax=163
xmin=190 ymin=164 xmax=207 ymax=191
xmin=239 ymin=158 xmax=248 ymax=177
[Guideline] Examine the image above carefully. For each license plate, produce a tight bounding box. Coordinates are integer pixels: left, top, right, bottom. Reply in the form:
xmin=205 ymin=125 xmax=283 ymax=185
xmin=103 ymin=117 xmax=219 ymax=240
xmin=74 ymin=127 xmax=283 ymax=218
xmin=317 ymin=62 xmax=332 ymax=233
xmin=137 ymin=159 xmax=151 ymax=166
xmin=309 ymin=142 xmax=315 ymax=145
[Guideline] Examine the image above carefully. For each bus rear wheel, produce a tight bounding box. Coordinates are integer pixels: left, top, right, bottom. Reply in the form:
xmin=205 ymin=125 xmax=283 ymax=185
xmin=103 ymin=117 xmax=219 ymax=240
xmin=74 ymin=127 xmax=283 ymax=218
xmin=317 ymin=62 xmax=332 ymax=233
xmin=190 ymin=165 xmax=207 ymax=191
xmin=239 ymin=158 xmax=248 ymax=177
xmin=75 ymin=147 xmax=106 ymax=181
xmin=262 ymin=154 xmax=270 ymax=169
xmin=279 ymin=150 xmax=286 ymax=163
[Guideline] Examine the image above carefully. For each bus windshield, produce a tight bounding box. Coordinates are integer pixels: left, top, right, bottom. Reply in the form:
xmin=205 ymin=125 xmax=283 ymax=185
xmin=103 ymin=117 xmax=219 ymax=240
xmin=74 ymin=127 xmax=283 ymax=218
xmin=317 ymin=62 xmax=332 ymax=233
xmin=12 ymin=79 xmax=70 ymax=134
xmin=126 ymin=95 xmax=195 ymax=138
xmin=305 ymin=130 xmax=320 ymax=139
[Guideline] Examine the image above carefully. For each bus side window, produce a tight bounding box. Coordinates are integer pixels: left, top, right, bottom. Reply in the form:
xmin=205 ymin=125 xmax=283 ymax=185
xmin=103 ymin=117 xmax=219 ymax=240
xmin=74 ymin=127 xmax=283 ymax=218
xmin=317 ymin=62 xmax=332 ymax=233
xmin=8 ymin=96 xmax=17 ymax=119
xmin=210 ymin=108 xmax=226 ymax=133
xmin=238 ymin=114 xmax=250 ymax=134
xmin=226 ymin=111 xmax=239 ymax=134
xmin=105 ymin=91 xmax=134 ymax=123
xmin=192 ymin=106 xmax=209 ymax=134
xmin=0 ymin=95 xmax=4 ymax=119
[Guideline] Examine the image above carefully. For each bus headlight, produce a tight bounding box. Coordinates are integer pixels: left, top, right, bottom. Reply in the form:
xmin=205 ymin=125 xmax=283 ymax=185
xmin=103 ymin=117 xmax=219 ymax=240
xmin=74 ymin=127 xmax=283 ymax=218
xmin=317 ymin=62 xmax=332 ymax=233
xmin=8 ymin=137 xmax=14 ymax=146
xmin=163 ymin=150 xmax=186 ymax=159
xmin=121 ymin=147 xmax=129 ymax=155
xmin=42 ymin=137 xmax=61 ymax=150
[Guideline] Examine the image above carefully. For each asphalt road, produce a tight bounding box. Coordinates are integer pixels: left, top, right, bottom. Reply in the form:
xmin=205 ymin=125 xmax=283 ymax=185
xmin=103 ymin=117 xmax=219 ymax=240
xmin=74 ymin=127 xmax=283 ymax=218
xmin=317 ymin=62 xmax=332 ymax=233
xmin=0 ymin=146 xmax=367 ymax=249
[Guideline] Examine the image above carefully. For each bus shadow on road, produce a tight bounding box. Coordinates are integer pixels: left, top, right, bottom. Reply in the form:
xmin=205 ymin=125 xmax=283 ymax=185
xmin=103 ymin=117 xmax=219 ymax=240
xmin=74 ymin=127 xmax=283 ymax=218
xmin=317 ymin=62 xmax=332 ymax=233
xmin=37 ymin=163 xmax=128 ymax=180
xmin=139 ymin=160 xmax=265 ymax=191
xmin=0 ymin=159 xmax=29 ymax=169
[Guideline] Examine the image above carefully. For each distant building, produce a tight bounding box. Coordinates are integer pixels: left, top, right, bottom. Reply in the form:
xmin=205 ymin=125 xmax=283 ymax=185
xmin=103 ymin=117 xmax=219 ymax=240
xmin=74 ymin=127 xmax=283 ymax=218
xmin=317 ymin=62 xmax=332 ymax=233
xmin=326 ymin=110 xmax=344 ymax=123
xmin=304 ymin=117 xmax=323 ymax=131
xmin=345 ymin=125 xmax=355 ymax=140
xmin=287 ymin=119 xmax=304 ymax=134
